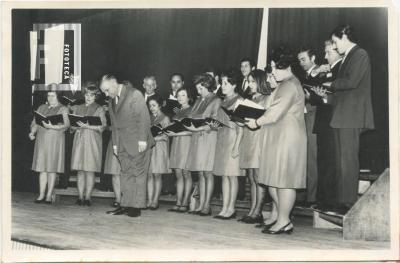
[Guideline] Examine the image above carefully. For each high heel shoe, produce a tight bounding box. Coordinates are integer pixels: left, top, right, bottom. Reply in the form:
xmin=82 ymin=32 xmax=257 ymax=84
xmin=198 ymin=209 xmax=212 ymax=216
xmin=262 ymin=221 xmax=293 ymax=235
xmin=34 ymin=198 xmax=45 ymax=204
xmin=255 ymin=220 xmax=277 ymax=229
xmin=221 ymin=212 xmax=237 ymax=220
xmin=177 ymin=205 xmax=189 ymax=213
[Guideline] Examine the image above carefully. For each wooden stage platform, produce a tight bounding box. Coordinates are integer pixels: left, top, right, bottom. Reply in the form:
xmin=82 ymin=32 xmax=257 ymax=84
xmin=12 ymin=192 xmax=389 ymax=250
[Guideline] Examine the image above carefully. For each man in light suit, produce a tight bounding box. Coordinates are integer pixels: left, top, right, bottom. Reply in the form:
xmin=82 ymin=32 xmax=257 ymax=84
xmin=328 ymin=25 xmax=374 ymax=213
xmin=100 ymin=74 xmax=155 ymax=217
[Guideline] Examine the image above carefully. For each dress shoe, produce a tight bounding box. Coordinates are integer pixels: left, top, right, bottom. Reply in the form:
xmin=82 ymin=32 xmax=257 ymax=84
xmin=243 ymin=214 xmax=263 ymax=224
xmin=34 ymin=198 xmax=45 ymax=204
xmin=256 ymin=220 xmax=277 ymax=229
xmin=112 ymin=201 xmax=120 ymax=208
xmin=190 ymin=210 xmax=202 ymax=215
xmin=75 ymin=199 xmax=84 ymax=206
xmin=237 ymin=215 xmax=250 ymax=222
xmin=221 ymin=212 xmax=237 ymax=220
xmin=149 ymin=205 xmax=159 ymax=211
xmin=127 ymin=208 xmax=141 ymax=217
xmin=177 ymin=205 xmax=189 ymax=213
xmin=167 ymin=205 xmax=180 ymax=212
xmin=106 ymin=207 xmax=128 ymax=215
xmin=84 ymin=200 xmax=92 ymax=206
xmin=262 ymin=221 xmax=293 ymax=235
xmin=198 ymin=209 xmax=212 ymax=216
xmin=213 ymin=214 xmax=225 ymax=219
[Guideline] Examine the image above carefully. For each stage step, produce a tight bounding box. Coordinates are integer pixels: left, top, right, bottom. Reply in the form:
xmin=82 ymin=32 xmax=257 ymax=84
xmin=343 ymin=168 xmax=390 ymax=241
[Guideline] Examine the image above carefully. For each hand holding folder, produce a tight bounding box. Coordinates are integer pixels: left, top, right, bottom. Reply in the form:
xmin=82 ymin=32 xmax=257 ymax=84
xmin=222 ymin=99 xmax=266 ymax=123
xmin=68 ymin=114 xmax=102 ymax=127
xmin=34 ymin=111 xmax=64 ymax=127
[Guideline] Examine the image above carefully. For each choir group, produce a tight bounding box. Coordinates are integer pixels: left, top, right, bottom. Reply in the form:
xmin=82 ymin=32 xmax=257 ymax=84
xmin=29 ymin=24 xmax=374 ymax=235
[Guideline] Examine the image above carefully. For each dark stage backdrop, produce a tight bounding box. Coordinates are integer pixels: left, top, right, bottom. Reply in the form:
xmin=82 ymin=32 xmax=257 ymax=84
xmin=12 ymin=9 xmax=263 ymax=191
xmin=267 ymin=8 xmax=389 ymax=174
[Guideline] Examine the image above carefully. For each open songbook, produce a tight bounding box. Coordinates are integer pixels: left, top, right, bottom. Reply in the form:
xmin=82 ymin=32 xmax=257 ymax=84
xmin=222 ymin=99 xmax=266 ymax=123
xmin=68 ymin=114 xmax=102 ymax=127
xmin=60 ymin=96 xmax=85 ymax=106
xmin=151 ymin=125 xmax=164 ymax=137
xmin=162 ymin=117 xmax=226 ymax=133
xmin=162 ymin=98 xmax=181 ymax=115
xmin=34 ymin=111 xmax=64 ymax=127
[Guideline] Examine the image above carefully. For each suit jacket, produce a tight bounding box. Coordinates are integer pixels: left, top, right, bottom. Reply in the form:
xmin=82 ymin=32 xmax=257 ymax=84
xmin=238 ymin=76 xmax=252 ymax=99
xmin=299 ymin=66 xmax=320 ymax=113
xmin=109 ymin=82 xmax=155 ymax=157
xmin=311 ymin=62 xmax=340 ymax=134
xmin=330 ymin=45 xmax=374 ymax=129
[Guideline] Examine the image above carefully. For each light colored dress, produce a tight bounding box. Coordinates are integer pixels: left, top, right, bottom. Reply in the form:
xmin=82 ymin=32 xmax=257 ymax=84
xmin=71 ymin=103 xmax=107 ymax=172
xmin=213 ymin=94 xmax=243 ymax=176
xmin=31 ymin=104 xmax=69 ymax=173
xmin=150 ymin=112 xmax=171 ymax=174
xmin=239 ymin=94 xmax=269 ymax=169
xmin=258 ymin=75 xmax=307 ymax=189
xmin=186 ymin=93 xmax=221 ymax=172
xmin=169 ymin=106 xmax=192 ymax=169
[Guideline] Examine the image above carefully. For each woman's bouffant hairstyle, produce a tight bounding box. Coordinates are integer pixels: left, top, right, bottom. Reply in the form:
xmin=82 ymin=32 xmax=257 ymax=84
xmin=267 ymin=45 xmax=296 ymax=70
xmin=46 ymin=83 xmax=63 ymax=102
xmin=176 ymin=87 xmax=194 ymax=105
xmin=221 ymin=67 xmax=241 ymax=94
xmin=147 ymin=94 xmax=164 ymax=108
xmin=82 ymin=81 xmax=101 ymax=99
xmin=193 ymin=73 xmax=216 ymax=92
xmin=248 ymin=69 xmax=273 ymax=96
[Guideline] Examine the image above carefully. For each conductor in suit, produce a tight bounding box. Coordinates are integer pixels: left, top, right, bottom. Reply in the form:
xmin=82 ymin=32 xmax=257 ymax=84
xmin=328 ymin=25 xmax=374 ymax=213
xmin=100 ymin=74 xmax=155 ymax=217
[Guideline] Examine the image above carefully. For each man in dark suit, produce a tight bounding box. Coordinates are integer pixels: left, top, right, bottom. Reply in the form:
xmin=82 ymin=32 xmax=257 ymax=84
xmin=297 ymin=47 xmax=319 ymax=207
xmin=237 ymin=58 xmax=255 ymax=201
xmin=309 ymin=40 xmax=342 ymax=211
xmin=327 ymin=25 xmax=375 ymax=213
xmin=239 ymin=58 xmax=256 ymax=100
xmin=205 ymin=67 xmax=224 ymax=99
xmin=100 ymin=74 xmax=155 ymax=217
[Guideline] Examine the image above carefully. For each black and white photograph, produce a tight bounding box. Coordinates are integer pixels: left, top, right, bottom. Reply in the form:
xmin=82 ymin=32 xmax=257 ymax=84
xmin=1 ymin=0 xmax=399 ymax=262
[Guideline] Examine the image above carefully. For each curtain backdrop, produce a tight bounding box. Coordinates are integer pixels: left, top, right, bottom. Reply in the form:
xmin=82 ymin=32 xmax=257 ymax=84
xmin=267 ymin=8 xmax=389 ymax=173
xmin=12 ymin=9 xmax=263 ymax=191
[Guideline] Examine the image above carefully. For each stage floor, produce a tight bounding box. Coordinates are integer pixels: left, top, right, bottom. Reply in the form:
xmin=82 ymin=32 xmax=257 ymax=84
xmin=11 ymin=192 xmax=389 ymax=250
